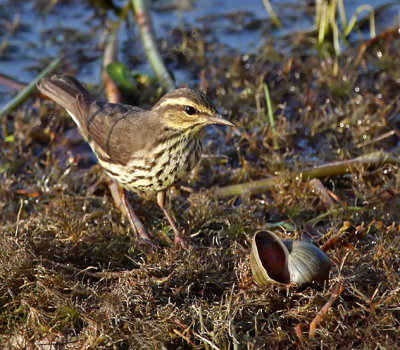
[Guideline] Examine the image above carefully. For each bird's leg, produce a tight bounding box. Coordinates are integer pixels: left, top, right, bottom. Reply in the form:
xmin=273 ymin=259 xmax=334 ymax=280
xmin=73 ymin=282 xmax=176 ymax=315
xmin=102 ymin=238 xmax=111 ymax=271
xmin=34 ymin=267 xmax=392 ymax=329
xmin=108 ymin=180 xmax=152 ymax=243
xmin=121 ymin=190 xmax=150 ymax=241
xmin=157 ymin=190 xmax=187 ymax=249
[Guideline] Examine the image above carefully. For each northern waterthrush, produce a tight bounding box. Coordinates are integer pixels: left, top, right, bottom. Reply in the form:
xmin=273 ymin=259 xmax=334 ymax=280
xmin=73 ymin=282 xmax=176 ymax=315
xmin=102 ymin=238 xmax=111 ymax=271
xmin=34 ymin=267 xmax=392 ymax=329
xmin=37 ymin=74 xmax=234 ymax=247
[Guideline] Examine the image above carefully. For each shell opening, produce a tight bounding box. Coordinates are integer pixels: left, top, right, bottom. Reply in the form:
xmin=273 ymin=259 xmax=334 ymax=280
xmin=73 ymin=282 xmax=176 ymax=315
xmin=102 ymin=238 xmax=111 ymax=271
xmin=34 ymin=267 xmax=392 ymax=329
xmin=254 ymin=231 xmax=290 ymax=284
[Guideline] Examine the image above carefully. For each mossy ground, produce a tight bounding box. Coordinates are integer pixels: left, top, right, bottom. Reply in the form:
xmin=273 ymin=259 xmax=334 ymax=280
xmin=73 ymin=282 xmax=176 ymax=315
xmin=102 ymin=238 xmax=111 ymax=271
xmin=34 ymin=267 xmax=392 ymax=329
xmin=1 ymin=4 xmax=400 ymax=349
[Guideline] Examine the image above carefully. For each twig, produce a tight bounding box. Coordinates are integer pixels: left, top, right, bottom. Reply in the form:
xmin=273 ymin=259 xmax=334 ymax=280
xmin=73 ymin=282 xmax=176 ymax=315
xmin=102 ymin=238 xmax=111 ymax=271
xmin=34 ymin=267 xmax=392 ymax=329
xmin=0 ymin=74 xmax=25 ymax=91
xmin=294 ymin=323 xmax=305 ymax=343
xmin=131 ymin=0 xmax=175 ymax=91
xmin=354 ymin=26 xmax=398 ymax=66
xmin=103 ymin=28 xmax=121 ymax=104
xmin=192 ymin=332 xmax=221 ymax=350
xmin=320 ymin=233 xmax=344 ymax=252
xmin=173 ymin=329 xmax=198 ymax=349
xmin=102 ymin=2 xmax=131 ymax=103
xmin=0 ymin=57 xmax=61 ymax=118
xmin=215 ymin=151 xmax=400 ymax=198
xmin=14 ymin=198 xmax=23 ymax=237
xmin=309 ymin=282 xmax=344 ymax=340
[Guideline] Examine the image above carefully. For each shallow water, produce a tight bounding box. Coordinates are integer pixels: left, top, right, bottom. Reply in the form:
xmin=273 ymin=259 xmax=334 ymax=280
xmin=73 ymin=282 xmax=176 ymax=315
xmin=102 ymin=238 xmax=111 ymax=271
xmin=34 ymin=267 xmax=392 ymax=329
xmin=0 ymin=0 xmax=399 ymax=104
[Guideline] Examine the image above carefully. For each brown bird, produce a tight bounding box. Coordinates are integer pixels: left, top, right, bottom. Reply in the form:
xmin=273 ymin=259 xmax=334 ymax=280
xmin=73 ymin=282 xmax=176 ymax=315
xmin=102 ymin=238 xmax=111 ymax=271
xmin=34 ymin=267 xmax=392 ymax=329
xmin=37 ymin=74 xmax=234 ymax=248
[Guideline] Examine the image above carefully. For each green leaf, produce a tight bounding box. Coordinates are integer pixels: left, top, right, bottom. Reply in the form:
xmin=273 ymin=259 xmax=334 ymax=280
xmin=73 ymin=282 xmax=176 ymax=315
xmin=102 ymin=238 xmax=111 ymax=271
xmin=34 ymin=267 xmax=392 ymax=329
xmin=106 ymin=62 xmax=137 ymax=95
xmin=264 ymin=221 xmax=296 ymax=231
xmin=5 ymin=135 xmax=15 ymax=143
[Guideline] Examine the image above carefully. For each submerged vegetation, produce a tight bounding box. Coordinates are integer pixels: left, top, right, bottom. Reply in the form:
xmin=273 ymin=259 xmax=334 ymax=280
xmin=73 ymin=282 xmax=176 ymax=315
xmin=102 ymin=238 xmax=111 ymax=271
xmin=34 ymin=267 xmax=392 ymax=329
xmin=1 ymin=0 xmax=400 ymax=348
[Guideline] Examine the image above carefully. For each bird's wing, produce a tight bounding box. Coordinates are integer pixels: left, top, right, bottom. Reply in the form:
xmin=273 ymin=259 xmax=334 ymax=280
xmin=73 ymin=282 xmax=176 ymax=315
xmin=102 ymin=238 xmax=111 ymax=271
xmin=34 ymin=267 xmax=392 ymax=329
xmin=85 ymin=102 xmax=158 ymax=166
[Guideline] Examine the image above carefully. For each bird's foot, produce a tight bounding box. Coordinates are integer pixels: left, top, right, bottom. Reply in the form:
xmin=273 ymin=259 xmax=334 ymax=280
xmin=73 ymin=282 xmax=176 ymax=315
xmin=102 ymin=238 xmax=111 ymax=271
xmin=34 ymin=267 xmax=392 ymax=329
xmin=174 ymin=232 xmax=189 ymax=250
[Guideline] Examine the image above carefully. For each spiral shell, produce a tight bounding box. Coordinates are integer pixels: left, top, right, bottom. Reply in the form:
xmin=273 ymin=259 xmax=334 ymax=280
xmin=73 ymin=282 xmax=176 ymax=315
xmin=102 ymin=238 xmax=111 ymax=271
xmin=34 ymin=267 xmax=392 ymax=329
xmin=250 ymin=230 xmax=331 ymax=287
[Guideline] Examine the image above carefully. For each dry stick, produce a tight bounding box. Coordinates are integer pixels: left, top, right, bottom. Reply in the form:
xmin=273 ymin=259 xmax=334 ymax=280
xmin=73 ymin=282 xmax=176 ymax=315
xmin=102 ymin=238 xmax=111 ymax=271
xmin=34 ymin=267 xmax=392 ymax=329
xmin=102 ymin=1 xmax=131 ymax=103
xmin=0 ymin=57 xmax=61 ymax=118
xmin=0 ymin=74 xmax=26 ymax=92
xmin=215 ymin=151 xmax=400 ymax=198
xmin=173 ymin=329 xmax=197 ymax=349
xmin=102 ymin=29 xmax=122 ymax=104
xmin=309 ymin=282 xmax=344 ymax=340
xmin=294 ymin=323 xmax=305 ymax=343
xmin=320 ymin=234 xmax=344 ymax=252
xmin=131 ymin=0 xmax=175 ymax=92
xmin=354 ymin=26 xmax=398 ymax=66
xmin=192 ymin=332 xmax=221 ymax=350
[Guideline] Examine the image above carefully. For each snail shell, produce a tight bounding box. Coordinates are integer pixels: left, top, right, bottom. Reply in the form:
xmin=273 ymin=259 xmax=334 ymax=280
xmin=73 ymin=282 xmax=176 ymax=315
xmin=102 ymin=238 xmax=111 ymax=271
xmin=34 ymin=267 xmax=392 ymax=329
xmin=250 ymin=230 xmax=331 ymax=287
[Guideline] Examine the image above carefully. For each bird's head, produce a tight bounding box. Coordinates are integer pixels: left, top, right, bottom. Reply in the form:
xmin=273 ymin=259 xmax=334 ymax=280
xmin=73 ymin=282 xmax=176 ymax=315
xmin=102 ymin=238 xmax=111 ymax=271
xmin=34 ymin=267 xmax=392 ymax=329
xmin=152 ymin=88 xmax=235 ymax=130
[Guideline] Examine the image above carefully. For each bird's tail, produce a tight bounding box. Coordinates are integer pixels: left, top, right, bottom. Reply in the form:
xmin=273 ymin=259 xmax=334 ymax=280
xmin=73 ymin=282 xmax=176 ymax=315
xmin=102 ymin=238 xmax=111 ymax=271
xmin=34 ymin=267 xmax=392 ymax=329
xmin=37 ymin=74 xmax=94 ymax=136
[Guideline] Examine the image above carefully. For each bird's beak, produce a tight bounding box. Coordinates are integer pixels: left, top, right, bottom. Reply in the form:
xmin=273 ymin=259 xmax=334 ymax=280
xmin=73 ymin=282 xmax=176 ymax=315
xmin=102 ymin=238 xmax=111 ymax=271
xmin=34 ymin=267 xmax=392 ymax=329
xmin=208 ymin=113 xmax=236 ymax=127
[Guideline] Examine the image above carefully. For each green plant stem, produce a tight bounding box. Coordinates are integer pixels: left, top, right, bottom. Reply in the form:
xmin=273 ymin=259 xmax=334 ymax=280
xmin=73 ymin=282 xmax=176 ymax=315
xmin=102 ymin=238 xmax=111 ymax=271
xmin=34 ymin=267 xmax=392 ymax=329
xmin=337 ymin=0 xmax=347 ymax=28
xmin=344 ymin=4 xmax=375 ymax=38
xmin=317 ymin=0 xmax=328 ymax=45
xmin=131 ymin=0 xmax=175 ymax=92
xmin=331 ymin=16 xmax=340 ymax=55
xmin=215 ymin=151 xmax=400 ymax=197
xmin=308 ymin=206 xmax=362 ymax=224
xmin=263 ymin=82 xmax=279 ymax=149
xmin=263 ymin=83 xmax=275 ymax=132
xmin=0 ymin=57 xmax=61 ymax=118
xmin=262 ymin=0 xmax=282 ymax=28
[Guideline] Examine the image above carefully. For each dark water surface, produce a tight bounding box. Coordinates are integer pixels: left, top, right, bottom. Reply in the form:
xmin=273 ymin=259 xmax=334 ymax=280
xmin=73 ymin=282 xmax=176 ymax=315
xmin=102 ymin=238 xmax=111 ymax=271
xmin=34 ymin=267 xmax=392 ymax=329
xmin=0 ymin=0 xmax=399 ymax=104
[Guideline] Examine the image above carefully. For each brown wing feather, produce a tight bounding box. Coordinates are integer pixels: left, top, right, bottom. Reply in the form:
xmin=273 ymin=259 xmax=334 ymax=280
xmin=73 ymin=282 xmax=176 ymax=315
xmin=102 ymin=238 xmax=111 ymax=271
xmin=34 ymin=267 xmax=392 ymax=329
xmin=84 ymin=102 xmax=159 ymax=166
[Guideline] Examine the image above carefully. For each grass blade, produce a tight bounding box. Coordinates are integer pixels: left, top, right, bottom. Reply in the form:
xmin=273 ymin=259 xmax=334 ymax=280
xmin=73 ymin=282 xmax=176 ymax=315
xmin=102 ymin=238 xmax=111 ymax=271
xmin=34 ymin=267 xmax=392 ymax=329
xmin=131 ymin=0 xmax=175 ymax=92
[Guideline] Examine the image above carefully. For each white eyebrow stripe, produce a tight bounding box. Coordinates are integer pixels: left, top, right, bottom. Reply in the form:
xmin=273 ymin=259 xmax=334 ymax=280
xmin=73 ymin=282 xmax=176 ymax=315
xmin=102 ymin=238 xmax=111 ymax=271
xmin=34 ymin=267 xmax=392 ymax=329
xmin=156 ymin=97 xmax=202 ymax=109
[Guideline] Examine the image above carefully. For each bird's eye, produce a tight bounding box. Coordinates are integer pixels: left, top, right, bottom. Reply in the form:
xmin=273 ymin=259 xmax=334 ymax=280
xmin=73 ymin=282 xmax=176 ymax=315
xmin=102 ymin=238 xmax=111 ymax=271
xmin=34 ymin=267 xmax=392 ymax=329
xmin=184 ymin=105 xmax=196 ymax=116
